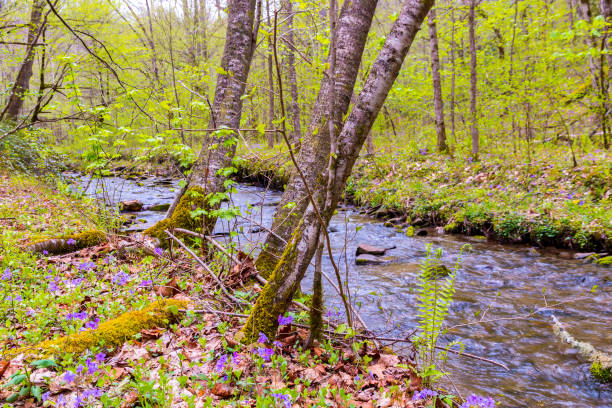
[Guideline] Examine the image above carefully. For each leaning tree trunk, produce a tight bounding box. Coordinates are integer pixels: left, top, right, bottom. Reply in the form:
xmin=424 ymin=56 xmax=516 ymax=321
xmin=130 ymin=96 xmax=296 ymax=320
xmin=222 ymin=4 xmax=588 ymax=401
xmin=468 ymin=0 xmax=479 ymax=159
xmin=0 ymin=0 xmax=45 ymax=122
xmin=242 ymin=0 xmax=434 ymax=342
xmin=146 ymin=0 xmax=258 ymax=242
xmin=254 ymin=0 xmax=379 ymax=278
xmin=428 ymin=7 xmax=447 ymax=153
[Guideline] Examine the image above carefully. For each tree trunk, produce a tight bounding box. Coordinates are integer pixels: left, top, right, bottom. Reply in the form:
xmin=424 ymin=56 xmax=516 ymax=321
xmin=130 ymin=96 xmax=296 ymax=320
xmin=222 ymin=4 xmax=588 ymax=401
xmin=266 ymin=0 xmax=275 ymax=147
xmin=146 ymin=0 xmax=258 ymax=241
xmin=283 ymin=0 xmax=301 ymax=145
xmin=144 ymin=0 xmax=160 ymax=83
xmin=428 ymin=7 xmax=447 ymax=153
xmin=243 ymin=0 xmax=434 ymax=342
xmin=450 ymin=4 xmax=456 ymax=142
xmin=468 ymin=0 xmax=479 ymax=159
xmin=254 ymin=0 xmax=379 ymax=278
xmin=0 ymin=0 xmax=45 ymax=122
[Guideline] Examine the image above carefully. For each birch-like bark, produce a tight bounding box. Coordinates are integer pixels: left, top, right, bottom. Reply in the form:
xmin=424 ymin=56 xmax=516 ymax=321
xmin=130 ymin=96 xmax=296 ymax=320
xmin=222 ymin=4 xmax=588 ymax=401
xmin=428 ymin=7 xmax=447 ymax=152
xmin=0 ymin=0 xmax=45 ymax=122
xmin=266 ymin=0 xmax=275 ymax=147
xmin=243 ymin=0 xmax=434 ymax=342
xmin=468 ymin=0 xmax=479 ymax=159
xmin=254 ymin=0 xmax=379 ymax=277
xmin=150 ymin=0 xmax=258 ymax=238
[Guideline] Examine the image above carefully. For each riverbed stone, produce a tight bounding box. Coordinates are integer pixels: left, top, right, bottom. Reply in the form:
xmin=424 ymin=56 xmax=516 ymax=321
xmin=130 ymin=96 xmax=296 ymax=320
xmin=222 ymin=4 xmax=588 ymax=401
xmin=356 ymin=243 xmax=387 ymax=256
xmin=119 ymin=200 xmax=144 ymax=212
xmin=149 ymin=203 xmax=170 ymax=212
xmin=355 ymin=254 xmax=386 ymax=265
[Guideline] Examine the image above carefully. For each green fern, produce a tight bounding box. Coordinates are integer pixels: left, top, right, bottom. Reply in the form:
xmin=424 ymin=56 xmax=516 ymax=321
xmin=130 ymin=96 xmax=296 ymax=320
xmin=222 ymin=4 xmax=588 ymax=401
xmin=415 ymin=244 xmax=469 ymax=383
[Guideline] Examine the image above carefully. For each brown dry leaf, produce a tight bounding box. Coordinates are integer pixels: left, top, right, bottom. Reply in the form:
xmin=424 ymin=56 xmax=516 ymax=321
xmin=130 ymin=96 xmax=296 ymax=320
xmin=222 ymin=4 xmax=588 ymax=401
xmin=212 ymin=383 xmax=233 ymax=398
xmin=120 ymin=390 xmax=139 ymax=408
xmin=0 ymin=360 xmax=9 ymax=379
xmin=156 ymin=276 xmax=180 ymax=298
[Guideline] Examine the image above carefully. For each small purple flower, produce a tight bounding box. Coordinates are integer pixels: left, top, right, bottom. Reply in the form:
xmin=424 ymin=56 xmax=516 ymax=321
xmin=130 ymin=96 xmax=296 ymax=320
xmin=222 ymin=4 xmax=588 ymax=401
xmin=460 ymin=394 xmax=496 ymax=408
xmin=63 ymin=371 xmax=77 ymax=384
xmin=272 ymin=392 xmax=292 ymax=408
xmin=95 ymin=352 xmax=106 ymax=362
xmin=154 ymin=247 xmax=164 ymax=256
xmin=66 ymin=238 xmax=76 ymax=246
xmin=1 ymin=268 xmax=11 ymax=281
xmin=255 ymin=347 xmax=274 ymax=361
xmin=85 ymin=358 xmax=98 ymax=374
xmin=257 ymin=332 xmax=269 ymax=344
xmin=231 ymin=352 xmax=240 ymax=365
xmin=579 ymin=200 xmax=585 ymax=206
xmin=78 ymin=261 xmax=95 ymax=272
xmin=140 ymin=279 xmax=152 ymax=287
xmin=85 ymin=317 xmax=100 ymax=330
xmin=76 ymin=364 xmax=84 ymax=374
xmin=42 ymin=391 xmax=50 ymax=402
xmin=48 ymin=282 xmax=59 ymax=292
xmin=216 ymin=354 xmax=228 ymax=372
xmin=355 ymin=374 xmax=361 ymax=382
xmin=70 ymin=278 xmax=84 ymax=286
xmin=112 ymin=271 xmax=130 ymax=285
xmin=57 ymin=394 xmax=67 ymax=407
xmin=412 ymin=388 xmax=438 ymax=401
xmin=273 ymin=340 xmax=282 ymax=348
xmin=43 ymin=250 xmax=49 ymax=255
xmin=277 ymin=314 xmax=293 ymax=326
xmin=66 ymin=311 xmax=88 ymax=321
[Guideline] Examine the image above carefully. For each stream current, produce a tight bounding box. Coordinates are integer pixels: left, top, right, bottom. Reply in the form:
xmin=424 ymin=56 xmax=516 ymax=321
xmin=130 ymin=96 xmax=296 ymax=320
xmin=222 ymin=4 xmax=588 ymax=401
xmin=72 ymin=174 xmax=611 ymax=407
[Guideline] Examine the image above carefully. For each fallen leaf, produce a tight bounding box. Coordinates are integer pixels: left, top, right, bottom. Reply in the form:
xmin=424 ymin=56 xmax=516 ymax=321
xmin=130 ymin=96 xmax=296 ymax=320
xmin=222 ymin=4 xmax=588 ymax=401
xmin=212 ymin=383 xmax=233 ymax=398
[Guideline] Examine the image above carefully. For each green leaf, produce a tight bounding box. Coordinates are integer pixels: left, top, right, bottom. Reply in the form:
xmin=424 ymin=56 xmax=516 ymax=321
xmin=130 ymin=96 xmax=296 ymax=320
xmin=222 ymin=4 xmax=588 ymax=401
xmin=31 ymin=359 xmax=57 ymax=369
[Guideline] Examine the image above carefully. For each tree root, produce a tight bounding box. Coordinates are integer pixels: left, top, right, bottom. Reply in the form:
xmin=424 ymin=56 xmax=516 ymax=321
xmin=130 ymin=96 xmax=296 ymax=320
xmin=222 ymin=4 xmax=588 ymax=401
xmin=25 ymin=230 xmax=106 ymax=255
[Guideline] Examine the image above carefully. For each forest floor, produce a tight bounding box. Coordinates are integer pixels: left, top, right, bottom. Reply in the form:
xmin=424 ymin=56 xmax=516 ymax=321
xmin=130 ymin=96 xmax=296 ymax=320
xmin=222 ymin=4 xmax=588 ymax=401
xmin=0 ymin=173 xmax=437 ymax=408
xmin=235 ymin=142 xmax=612 ymax=254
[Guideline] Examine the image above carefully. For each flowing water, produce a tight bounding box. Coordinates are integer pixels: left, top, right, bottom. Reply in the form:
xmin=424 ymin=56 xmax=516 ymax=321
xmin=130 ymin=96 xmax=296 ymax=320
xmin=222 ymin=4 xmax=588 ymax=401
xmin=71 ymin=174 xmax=612 ymax=407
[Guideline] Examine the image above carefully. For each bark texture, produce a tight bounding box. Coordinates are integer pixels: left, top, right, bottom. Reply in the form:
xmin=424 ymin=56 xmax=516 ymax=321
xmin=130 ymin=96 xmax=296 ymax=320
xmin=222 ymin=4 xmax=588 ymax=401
xmin=243 ymin=0 xmax=434 ymax=342
xmin=146 ymin=0 xmax=258 ymax=241
xmin=468 ymin=0 xmax=479 ymax=159
xmin=0 ymin=0 xmax=45 ymax=122
xmin=283 ymin=0 xmax=301 ymax=145
xmin=254 ymin=0 xmax=379 ymax=278
xmin=428 ymin=7 xmax=447 ymax=152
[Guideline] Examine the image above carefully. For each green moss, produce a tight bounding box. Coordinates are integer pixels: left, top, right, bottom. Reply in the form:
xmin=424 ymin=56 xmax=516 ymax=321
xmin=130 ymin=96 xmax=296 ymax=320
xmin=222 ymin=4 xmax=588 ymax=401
xmin=145 ymin=186 xmax=208 ymax=245
xmin=241 ymin=222 xmax=302 ymax=343
xmin=595 ymin=256 xmax=612 ymax=266
xmin=150 ymin=203 xmax=171 ymax=212
xmin=68 ymin=230 xmax=106 ymax=248
xmin=254 ymin=250 xmax=279 ymax=280
xmin=405 ymin=226 xmax=415 ymax=237
xmin=590 ymin=361 xmax=612 ymax=382
xmin=6 ymin=299 xmax=187 ymax=359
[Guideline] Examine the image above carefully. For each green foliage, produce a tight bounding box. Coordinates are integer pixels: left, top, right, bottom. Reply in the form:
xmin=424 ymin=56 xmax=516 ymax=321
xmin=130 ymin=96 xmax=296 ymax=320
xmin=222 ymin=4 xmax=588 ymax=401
xmin=0 ymin=127 xmax=66 ymax=175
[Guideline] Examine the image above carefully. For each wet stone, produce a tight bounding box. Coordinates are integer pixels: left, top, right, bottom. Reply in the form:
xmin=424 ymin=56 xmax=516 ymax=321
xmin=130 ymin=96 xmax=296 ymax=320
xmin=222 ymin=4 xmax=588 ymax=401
xmin=355 ymin=254 xmax=386 ymax=265
xmin=356 ymin=243 xmax=387 ymax=256
xmin=119 ymin=200 xmax=144 ymax=212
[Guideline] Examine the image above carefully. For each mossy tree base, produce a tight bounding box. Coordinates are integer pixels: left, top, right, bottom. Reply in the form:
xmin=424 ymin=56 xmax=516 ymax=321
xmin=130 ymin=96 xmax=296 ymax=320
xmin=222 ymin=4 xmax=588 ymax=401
xmin=25 ymin=230 xmax=106 ymax=254
xmin=5 ymin=299 xmax=188 ymax=360
xmin=145 ymin=186 xmax=213 ymax=246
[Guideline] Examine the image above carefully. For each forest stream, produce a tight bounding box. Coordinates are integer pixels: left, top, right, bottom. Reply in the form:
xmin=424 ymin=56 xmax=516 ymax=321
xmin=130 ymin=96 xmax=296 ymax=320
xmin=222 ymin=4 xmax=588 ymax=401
xmin=71 ymin=174 xmax=612 ymax=408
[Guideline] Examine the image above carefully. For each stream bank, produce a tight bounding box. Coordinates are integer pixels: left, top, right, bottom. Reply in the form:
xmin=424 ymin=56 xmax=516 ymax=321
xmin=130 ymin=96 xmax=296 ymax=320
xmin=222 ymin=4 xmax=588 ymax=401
xmin=71 ymin=171 xmax=612 ymax=407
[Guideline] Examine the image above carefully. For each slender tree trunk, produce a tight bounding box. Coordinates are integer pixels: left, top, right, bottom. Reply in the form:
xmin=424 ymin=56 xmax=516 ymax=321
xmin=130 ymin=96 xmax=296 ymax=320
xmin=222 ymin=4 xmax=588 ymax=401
xmin=144 ymin=0 xmax=160 ymax=83
xmin=468 ymin=0 xmax=479 ymax=159
xmin=254 ymin=0 xmax=379 ymax=278
xmin=283 ymin=0 xmax=301 ymax=145
xmin=243 ymin=0 xmax=434 ymax=342
xmin=146 ymin=0 xmax=259 ymax=241
xmin=0 ymin=0 xmax=45 ymax=122
xmin=450 ymin=3 xmax=456 ymax=142
xmin=266 ymin=0 xmax=275 ymax=147
xmin=428 ymin=7 xmax=447 ymax=153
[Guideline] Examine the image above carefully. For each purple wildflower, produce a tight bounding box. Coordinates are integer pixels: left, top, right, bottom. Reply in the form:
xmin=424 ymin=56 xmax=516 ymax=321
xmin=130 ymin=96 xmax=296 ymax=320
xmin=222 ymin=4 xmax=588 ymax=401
xmin=460 ymin=394 xmax=496 ymax=408
xmin=76 ymin=364 xmax=84 ymax=374
xmin=66 ymin=238 xmax=76 ymax=245
xmin=412 ymin=388 xmax=438 ymax=401
xmin=1 ymin=268 xmax=11 ymax=281
xmin=42 ymin=391 xmax=50 ymax=402
xmin=278 ymin=314 xmax=293 ymax=326
xmin=154 ymin=247 xmax=164 ymax=256
xmin=140 ymin=279 xmax=152 ymax=287
xmin=272 ymin=392 xmax=292 ymax=408
xmin=66 ymin=311 xmax=88 ymax=321
xmin=256 ymin=347 xmax=274 ymax=362
xmin=63 ymin=371 xmax=77 ymax=384
xmin=78 ymin=261 xmax=95 ymax=272
xmin=258 ymin=332 xmax=269 ymax=344
xmin=85 ymin=358 xmax=98 ymax=375
xmin=43 ymin=250 xmax=49 ymax=255
xmin=48 ymin=281 xmax=59 ymax=292
xmin=231 ymin=352 xmax=240 ymax=365
xmin=216 ymin=354 xmax=228 ymax=372
xmin=95 ymin=352 xmax=106 ymax=362
xmin=112 ymin=271 xmax=130 ymax=285
xmin=57 ymin=394 xmax=67 ymax=407
xmin=273 ymin=340 xmax=282 ymax=348
xmin=85 ymin=317 xmax=100 ymax=330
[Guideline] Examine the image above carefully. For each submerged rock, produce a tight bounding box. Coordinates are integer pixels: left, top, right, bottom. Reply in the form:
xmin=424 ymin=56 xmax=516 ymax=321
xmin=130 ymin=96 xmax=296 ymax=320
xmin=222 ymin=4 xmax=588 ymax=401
xmin=149 ymin=203 xmax=171 ymax=212
xmin=356 ymin=243 xmax=387 ymax=256
xmin=574 ymin=252 xmax=596 ymax=260
xmin=119 ymin=200 xmax=144 ymax=212
xmin=355 ymin=254 xmax=386 ymax=265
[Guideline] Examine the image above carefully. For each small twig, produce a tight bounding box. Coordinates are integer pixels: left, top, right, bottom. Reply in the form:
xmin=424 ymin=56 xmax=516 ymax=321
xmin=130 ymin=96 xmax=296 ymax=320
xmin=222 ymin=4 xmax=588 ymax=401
xmin=164 ymin=230 xmax=246 ymax=305
xmin=435 ymin=346 xmax=509 ymax=371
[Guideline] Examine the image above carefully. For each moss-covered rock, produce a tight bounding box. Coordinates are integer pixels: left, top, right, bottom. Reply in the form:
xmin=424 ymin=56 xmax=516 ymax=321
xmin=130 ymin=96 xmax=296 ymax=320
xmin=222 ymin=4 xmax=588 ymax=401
xmin=144 ymin=186 xmax=209 ymax=246
xmin=5 ymin=299 xmax=188 ymax=359
xmin=595 ymin=256 xmax=612 ymax=266
xmin=590 ymin=361 xmax=612 ymax=382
